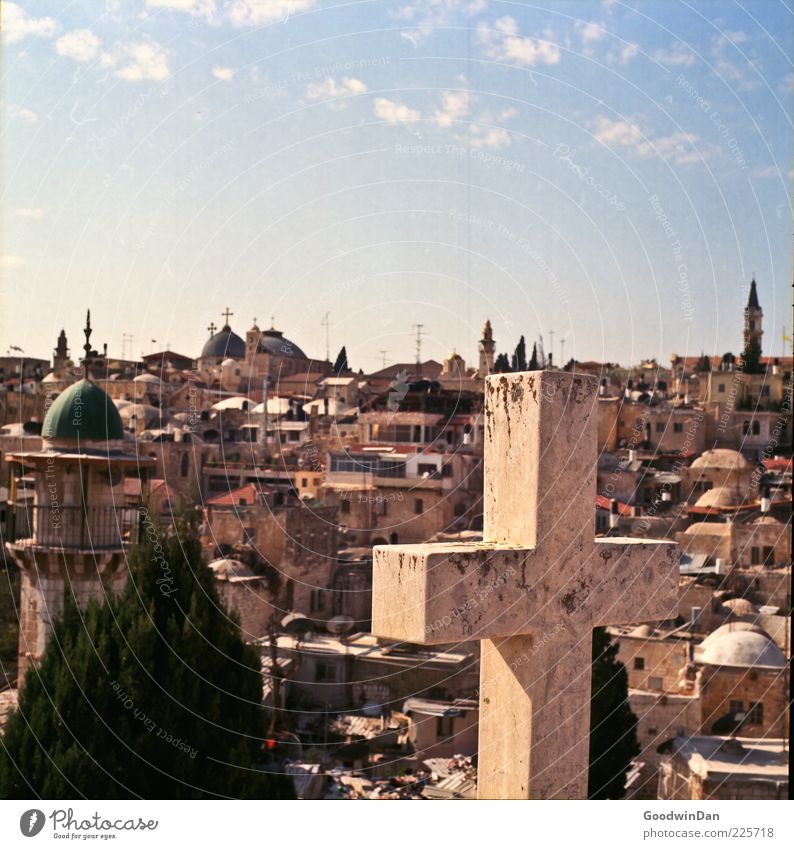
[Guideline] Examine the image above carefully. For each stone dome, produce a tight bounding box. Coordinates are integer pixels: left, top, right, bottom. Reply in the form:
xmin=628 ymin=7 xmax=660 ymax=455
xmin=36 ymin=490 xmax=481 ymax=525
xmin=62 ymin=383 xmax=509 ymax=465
xmin=133 ymin=373 xmax=161 ymax=383
xmin=694 ymin=486 xmax=745 ymax=509
xmin=721 ymin=598 xmax=757 ymax=616
xmin=630 ymin=624 xmax=656 ymax=638
xmin=201 ymin=325 xmax=246 ymax=360
xmin=690 ymin=449 xmax=750 ymax=470
xmin=699 ymin=628 xmax=785 ymax=668
xmin=700 ymin=621 xmax=766 ymax=649
xmin=42 ymin=379 xmax=123 ymax=441
xmin=253 ymin=327 xmax=307 ymax=359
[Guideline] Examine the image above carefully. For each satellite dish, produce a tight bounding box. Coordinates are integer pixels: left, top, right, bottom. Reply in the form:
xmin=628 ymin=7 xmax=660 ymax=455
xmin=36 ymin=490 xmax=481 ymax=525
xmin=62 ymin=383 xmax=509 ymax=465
xmin=327 ymin=615 xmax=354 ymax=635
xmin=281 ymin=612 xmax=313 ymax=635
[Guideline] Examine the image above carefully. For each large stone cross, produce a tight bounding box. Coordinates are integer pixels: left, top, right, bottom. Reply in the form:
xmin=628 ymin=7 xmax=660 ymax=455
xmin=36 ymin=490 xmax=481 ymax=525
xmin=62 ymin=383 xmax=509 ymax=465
xmin=372 ymin=371 xmax=679 ymax=799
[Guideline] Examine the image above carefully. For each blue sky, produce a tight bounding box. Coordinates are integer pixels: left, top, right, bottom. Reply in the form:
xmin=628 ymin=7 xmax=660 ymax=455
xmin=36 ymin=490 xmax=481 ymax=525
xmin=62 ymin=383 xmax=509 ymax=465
xmin=2 ymin=0 xmax=792 ymax=371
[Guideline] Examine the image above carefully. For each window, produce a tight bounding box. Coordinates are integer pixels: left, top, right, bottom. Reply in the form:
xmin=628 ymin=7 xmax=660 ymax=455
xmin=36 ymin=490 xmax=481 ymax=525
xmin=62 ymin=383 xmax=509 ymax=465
xmin=743 ymin=420 xmax=750 ymax=435
xmin=417 ymin=463 xmax=438 ymax=477
xmin=673 ymin=422 xmax=683 ymax=433
xmin=341 ymin=500 xmax=350 ymax=514
xmin=718 ymin=383 xmax=726 ymax=393
xmin=315 ymin=662 xmax=336 ymax=683
xmin=747 ymin=702 xmax=764 ymax=725
xmin=302 ymin=478 xmax=308 ymax=487
xmin=752 ymin=421 xmax=760 ymax=435
xmin=180 ymin=453 xmax=189 ymax=477
xmin=313 ymin=477 xmax=320 ymax=485
xmin=414 ymin=498 xmax=424 ymax=515
xmin=763 ymin=546 xmax=775 ymax=566
xmin=310 ymin=589 xmax=326 ymax=612
xmin=751 ymin=546 xmax=761 ymax=565
xmin=634 ymin=657 xmax=645 ymax=670
xmin=648 ymin=676 xmax=663 ymax=690
xmin=762 ymin=385 xmax=770 ymax=397
xmin=436 ymin=716 xmax=454 ymax=738
xmin=729 ymin=699 xmax=744 ymax=716
xmin=656 ymin=422 xmax=664 ymax=433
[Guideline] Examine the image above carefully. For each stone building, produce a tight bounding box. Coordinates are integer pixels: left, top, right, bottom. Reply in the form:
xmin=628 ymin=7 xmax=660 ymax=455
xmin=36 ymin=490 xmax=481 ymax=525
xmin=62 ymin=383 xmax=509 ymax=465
xmin=658 ymin=735 xmax=788 ymax=800
xmin=3 ymin=375 xmax=153 ymax=679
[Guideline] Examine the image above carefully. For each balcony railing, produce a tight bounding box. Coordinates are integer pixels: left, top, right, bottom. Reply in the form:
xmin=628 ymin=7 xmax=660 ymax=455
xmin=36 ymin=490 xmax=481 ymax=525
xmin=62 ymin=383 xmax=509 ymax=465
xmin=5 ymin=504 xmax=142 ymax=550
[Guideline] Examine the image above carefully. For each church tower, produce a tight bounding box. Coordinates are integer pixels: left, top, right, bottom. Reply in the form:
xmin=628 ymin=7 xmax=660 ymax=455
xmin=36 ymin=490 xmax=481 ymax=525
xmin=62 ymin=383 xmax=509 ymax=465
xmin=744 ymin=278 xmax=763 ymax=356
xmin=479 ymin=319 xmax=495 ymax=377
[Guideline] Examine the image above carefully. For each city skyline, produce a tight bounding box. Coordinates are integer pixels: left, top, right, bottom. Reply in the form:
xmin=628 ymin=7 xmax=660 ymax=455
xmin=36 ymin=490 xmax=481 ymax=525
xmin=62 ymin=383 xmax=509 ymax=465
xmin=2 ymin=0 xmax=792 ymax=368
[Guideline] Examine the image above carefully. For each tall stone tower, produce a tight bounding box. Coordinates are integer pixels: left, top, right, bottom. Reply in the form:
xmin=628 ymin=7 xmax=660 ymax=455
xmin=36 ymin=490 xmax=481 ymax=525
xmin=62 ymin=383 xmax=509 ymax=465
xmin=744 ymin=278 xmax=763 ymax=355
xmin=5 ymin=321 xmax=154 ymax=680
xmin=52 ymin=329 xmax=70 ymax=373
xmin=479 ymin=319 xmax=495 ymax=377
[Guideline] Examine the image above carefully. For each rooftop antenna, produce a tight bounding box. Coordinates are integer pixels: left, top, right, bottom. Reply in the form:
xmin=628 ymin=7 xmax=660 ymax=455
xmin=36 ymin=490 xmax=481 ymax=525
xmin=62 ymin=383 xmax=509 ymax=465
xmin=413 ymin=323 xmax=425 ymax=366
xmin=322 ymin=312 xmax=331 ymax=362
xmin=560 ymin=336 xmax=566 ymax=369
xmin=379 ymin=350 xmax=388 ymax=368
xmin=548 ymin=329 xmax=554 ymax=365
xmin=122 ymin=332 xmax=134 ymax=361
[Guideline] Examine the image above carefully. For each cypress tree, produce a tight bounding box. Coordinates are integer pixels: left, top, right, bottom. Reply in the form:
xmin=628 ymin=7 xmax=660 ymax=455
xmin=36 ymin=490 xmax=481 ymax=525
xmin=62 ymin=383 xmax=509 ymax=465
xmin=0 ymin=507 xmax=293 ymax=799
xmin=588 ymin=627 xmax=640 ymax=799
xmin=332 ymin=346 xmax=349 ymax=373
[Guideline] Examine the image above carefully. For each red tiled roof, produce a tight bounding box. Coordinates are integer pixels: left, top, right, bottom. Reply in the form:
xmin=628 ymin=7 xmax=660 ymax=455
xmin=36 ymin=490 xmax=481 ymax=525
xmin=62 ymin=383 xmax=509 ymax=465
xmin=762 ymin=457 xmax=792 ymax=472
xmin=595 ymin=495 xmax=632 ymax=515
xmin=206 ymin=482 xmax=272 ymax=506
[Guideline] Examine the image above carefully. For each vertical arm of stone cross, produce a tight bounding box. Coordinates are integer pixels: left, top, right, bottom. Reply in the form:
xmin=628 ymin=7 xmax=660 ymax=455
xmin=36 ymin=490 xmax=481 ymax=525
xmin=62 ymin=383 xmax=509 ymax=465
xmin=478 ymin=372 xmax=599 ymax=799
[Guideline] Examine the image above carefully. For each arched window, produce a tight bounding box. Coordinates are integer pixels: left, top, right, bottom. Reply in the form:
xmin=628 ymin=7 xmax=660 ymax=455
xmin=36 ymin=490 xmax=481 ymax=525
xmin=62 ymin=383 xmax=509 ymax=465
xmin=742 ymin=420 xmax=750 ymax=434
xmin=752 ymin=420 xmax=760 ymax=435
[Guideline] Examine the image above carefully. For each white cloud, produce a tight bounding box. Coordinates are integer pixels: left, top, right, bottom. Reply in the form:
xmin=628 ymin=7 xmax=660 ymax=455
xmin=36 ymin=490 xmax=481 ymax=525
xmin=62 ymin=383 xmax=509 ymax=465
xmin=469 ymin=126 xmax=511 ymax=149
xmin=15 ymin=208 xmax=44 ymax=219
xmin=617 ymin=42 xmax=638 ymax=64
xmin=478 ymin=16 xmax=560 ymax=66
xmin=212 ymin=65 xmax=234 ymax=81
xmin=113 ymin=40 xmax=170 ymax=82
xmin=752 ymin=165 xmax=781 ymax=178
xmin=654 ymin=44 xmax=696 ymax=67
xmin=397 ymin=0 xmax=487 ymax=47
xmin=226 ymin=0 xmax=316 ymax=27
xmin=594 ymin=116 xmax=706 ymax=166
xmin=147 ymin=0 xmax=217 ymax=19
xmin=306 ymin=76 xmax=367 ymax=108
xmin=0 ymin=255 xmax=26 ymax=270
xmin=433 ymin=90 xmax=470 ymax=128
xmin=710 ymin=30 xmax=758 ymax=91
xmin=577 ymin=20 xmax=606 ymax=44
xmin=373 ymin=97 xmax=420 ymax=126
xmin=10 ymin=106 xmax=39 ymax=123
xmin=56 ymin=29 xmax=101 ymax=63
xmin=2 ymin=3 xmax=57 ymax=44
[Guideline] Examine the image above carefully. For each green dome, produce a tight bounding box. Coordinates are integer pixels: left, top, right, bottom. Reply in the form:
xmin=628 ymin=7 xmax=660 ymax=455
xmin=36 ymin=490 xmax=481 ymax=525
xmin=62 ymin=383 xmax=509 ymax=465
xmin=42 ymin=379 xmax=124 ymax=441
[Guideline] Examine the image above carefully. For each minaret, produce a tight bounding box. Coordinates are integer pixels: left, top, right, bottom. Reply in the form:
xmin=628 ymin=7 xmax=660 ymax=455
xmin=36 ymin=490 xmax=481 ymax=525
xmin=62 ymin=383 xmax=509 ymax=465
xmin=53 ymin=329 xmax=69 ymax=372
xmin=744 ymin=279 xmax=763 ymax=356
xmin=479 ymin=319 xmax=495 ymax=377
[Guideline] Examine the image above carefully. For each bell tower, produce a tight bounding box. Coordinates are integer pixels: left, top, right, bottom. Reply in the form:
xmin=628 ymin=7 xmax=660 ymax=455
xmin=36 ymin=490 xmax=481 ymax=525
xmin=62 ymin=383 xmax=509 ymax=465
xmin=744 ymin=278 xmax=763 ymax=355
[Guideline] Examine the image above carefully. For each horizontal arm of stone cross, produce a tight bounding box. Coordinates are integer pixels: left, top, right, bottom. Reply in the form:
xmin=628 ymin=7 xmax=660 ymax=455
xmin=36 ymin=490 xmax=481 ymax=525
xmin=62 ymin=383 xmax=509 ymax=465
xmin=372 ymin=537 xmax=678 ymax=645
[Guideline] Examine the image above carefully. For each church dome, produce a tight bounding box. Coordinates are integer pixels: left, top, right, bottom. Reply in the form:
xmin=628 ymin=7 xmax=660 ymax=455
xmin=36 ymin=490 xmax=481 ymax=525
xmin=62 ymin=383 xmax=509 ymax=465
xmin=694 ymin=486 xmax=745 ymax=509
xmin=42 ymin=379 xmax=124 ymax=441
xmin=698 ymin=628 xmax=785 ymax=668
xmin=690 ymin=449 xmax=750 ymax=470
xmin=254 ymin=327 xmax=307 ymax=359
xmin=201 ymin=325 xmax=245 ymax=360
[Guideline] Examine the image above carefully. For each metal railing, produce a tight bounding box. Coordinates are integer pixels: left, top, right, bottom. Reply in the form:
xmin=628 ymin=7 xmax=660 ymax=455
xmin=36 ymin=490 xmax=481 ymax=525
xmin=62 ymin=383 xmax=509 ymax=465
xmin=5 ymin=503 xmax=142 ymax=550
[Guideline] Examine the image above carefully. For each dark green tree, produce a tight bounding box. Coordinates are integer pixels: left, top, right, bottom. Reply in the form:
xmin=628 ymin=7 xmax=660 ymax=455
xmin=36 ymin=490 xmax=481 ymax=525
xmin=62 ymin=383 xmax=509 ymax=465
xmin=332 ymin=346 xmax=349 ymax=373
xmin=741 ymin=340 xmax=762 ymax=375
xmin=511 ymin=336 xmax=527 ymax=372
xmin=588 ymin=627 xmax=640 ymax=799
xmin=528 ymin=343 xmax=539 ymax=371
xmin=0 ymin=507 xmax=293 ymax=799
xmin=493 ymin=352 xmax=511 ymax=373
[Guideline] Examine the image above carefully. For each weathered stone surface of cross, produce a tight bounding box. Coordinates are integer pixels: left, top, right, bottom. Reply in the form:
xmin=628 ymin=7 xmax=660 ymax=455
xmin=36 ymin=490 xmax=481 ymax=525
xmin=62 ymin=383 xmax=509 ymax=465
xmin=372 ymin=371 xmax=679 ymax=799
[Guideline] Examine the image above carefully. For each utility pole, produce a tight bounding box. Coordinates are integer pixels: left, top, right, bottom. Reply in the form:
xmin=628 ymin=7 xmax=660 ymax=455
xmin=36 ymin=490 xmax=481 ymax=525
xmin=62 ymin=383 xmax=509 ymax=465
xmin=122 ymin=333 xmax=134 ymax=361
xmin=560 ymin=337 xmax=565 ymax=369
xmin=549 ymin=329 xmax=554 ymax=367
xmin=322 ymin=312 xmax=331 ymax=362
xmin=379 ymin=350 xmax=388 ymax=368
